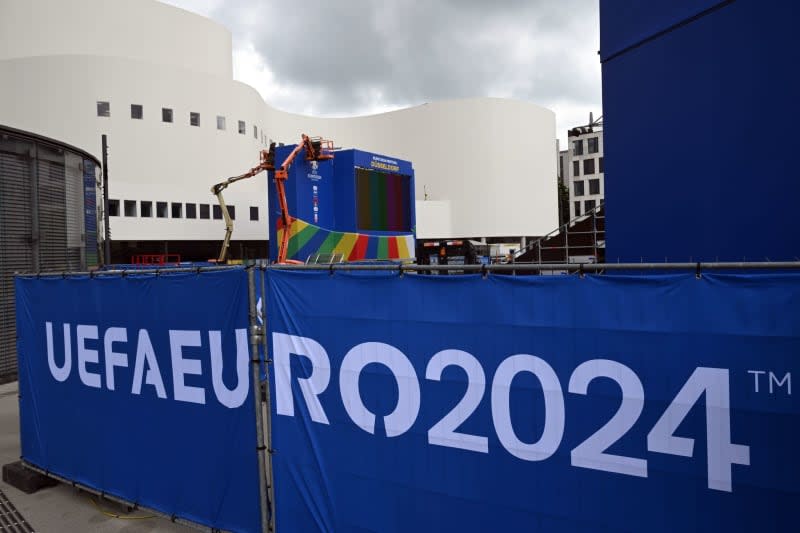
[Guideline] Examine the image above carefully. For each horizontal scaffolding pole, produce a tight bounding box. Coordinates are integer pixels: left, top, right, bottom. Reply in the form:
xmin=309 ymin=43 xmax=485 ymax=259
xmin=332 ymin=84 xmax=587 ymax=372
xmin=14 ymin=265 xmax=242 ymax=278
xmin=263 ymin=261 xmax=800 ymax=273
xmin=14 ymin=262 xmax=800 ymax=278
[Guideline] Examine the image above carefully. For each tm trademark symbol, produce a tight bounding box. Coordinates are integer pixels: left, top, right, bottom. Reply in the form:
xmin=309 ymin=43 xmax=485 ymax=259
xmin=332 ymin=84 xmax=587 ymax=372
xmin=747 ymin=370 xmax=792 ymax=395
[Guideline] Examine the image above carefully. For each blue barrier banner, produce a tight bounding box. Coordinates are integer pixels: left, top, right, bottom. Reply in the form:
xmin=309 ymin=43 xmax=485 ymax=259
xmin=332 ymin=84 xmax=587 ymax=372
xmin=267 ymin=271 xmax=799 ymax=532
xmin=16 ymin=269 xmax=260 ymax=533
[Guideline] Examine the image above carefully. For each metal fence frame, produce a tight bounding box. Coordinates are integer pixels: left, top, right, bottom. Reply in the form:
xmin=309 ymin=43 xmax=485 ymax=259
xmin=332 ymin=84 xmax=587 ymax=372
xmin=15 ymin=265 xmax=274 ymax=533
xmin=261 ymin=261 xmax=800 ymax=275
xmin=14 ymin=260 xmax=800 ymax=533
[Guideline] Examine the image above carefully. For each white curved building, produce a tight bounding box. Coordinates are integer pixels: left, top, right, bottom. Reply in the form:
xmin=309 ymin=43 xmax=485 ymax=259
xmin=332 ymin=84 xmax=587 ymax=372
xmin=0 ymin=0 xmax=558 ymax=261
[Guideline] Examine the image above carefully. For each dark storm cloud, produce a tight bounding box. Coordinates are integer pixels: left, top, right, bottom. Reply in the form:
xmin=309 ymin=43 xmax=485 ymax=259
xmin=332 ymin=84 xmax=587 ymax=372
xmin=205 ymin=0 xmax=600 ymax=120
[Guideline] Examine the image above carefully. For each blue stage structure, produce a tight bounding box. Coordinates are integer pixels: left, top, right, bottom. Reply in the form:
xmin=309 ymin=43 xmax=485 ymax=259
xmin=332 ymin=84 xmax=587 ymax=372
xmin=267 ymin=146 xmax=416 ymax=263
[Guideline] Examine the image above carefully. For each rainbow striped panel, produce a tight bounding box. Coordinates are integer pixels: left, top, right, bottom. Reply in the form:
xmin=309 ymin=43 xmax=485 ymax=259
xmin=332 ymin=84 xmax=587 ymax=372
xmin=277 ymin=218 xmax=414 ymax=262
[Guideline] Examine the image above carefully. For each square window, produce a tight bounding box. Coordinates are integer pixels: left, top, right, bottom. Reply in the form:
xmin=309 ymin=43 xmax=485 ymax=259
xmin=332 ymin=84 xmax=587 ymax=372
xmin=588 ymin=137 xmax=599 ymax=154
xmin=574 ymin=180 xmax=585 ymax=197
xmin=573 ymin=139 xmax=583 ymax=156
xmin=573 ymin=160 xmax=580 ymax=177
xmin=213 ymin=205 xmax=222 ymax=219
xmin=131 ymin=104 xmax=143 ymax=120
xmin=140 ymin=201 xmax=152 ymax=217
xmin=156 ymin=201 xmax=168 ymax=218
xmin=583 ymin=158 xmax=595 ymax=175
xmin=108 ymin=199 xmax=120 ymax=216
xmin=171 ymin=202 xmax=182 ymax=218
xmin=599 ymin=156 xmax=604 ymax=173
xmin=238 ymin=120 xmax=246 ymax=134
xmin=589 ymin=179 xmax=600 ymax=195
xmin=228 ymin=205 xmax=236 ymax=220
xmin=190 ymin=112 xmax=200 ymax=127
xmin=199 ymin=204 xmax=210 ymax=219
xmin=97 ymin=101 xmax=110 ymax=117
xmin=124 ymin=200 xmax=137 ymax=217
xmin=254 ymin=125 xmax=258 ymax=139
xmin=585 ymin=199 xmax=596 ymax=212
xmin=186 ymin=203 xmax=197 ymax=219
xmin=250 ymin=206 xmax=259 ymax=221
xmin=217 ymin=116 xmax=226 ymax=130
xmin=162 ymin=108 xmax=173 ymax=123
xmin=574 ymin=201 xmax=581 ymax=217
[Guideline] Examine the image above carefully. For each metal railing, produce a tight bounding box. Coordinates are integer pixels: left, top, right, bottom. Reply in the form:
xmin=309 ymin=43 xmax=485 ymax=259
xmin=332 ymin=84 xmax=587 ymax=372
xmin=514 ymin=204 xmax=605 ymax=264
xmin=263 ymin=261 xmax=800 ymax=275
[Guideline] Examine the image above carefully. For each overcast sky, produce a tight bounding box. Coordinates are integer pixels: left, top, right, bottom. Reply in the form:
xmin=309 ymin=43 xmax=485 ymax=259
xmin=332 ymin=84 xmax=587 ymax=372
xmin=160 ymin=0 xmax=601 ymax=147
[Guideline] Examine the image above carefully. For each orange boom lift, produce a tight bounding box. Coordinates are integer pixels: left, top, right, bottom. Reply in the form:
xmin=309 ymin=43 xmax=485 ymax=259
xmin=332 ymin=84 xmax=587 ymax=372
xmin=210 ymin=134 xmax=334 ymax=263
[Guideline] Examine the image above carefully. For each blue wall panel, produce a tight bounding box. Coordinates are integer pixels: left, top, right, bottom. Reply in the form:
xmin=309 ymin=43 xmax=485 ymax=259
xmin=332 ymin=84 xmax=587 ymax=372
xmin=600 ymin=0 xmax=726 ymax=60
xmin=601 ymin=0 xmax=800 ymax=261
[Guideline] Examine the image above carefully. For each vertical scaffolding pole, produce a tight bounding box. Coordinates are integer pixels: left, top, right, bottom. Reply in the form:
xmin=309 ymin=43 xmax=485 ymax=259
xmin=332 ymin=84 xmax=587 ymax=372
xmin=260 ymin=266 xmax=276 ymax=532
xmin=248 ymin=267 xmax=270 ymax=532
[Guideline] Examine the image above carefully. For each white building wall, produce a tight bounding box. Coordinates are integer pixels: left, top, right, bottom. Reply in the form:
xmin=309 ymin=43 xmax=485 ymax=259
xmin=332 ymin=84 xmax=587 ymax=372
xmin=268 ymin=99 xmax=558 ymax=238
xmin=0 ymin=0 xmax=559 ymax=245
xmin=415 ymin=201 xmax=452 ymax=239
xmin=0 ymin=55 xmax=269 ymax=241
xmin=0 ymin=0 xmax=232 ymax=78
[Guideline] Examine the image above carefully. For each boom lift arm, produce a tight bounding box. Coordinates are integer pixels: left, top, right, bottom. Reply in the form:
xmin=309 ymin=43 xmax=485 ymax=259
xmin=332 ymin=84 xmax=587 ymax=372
xmin=273 ymin=134 xmax=334 ymax=263
xmin=211 ymin=144 xmax=275 ymax=262
xmin=210 ymin=134 xmax=333 ymax=264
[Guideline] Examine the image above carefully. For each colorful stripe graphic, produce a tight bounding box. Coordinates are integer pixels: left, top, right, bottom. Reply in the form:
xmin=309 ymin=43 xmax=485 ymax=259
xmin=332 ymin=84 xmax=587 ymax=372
xmin=355 ymin=169 xmax=411 ymax=232
xmin=277 ymin=218 xmax=415 ymax=262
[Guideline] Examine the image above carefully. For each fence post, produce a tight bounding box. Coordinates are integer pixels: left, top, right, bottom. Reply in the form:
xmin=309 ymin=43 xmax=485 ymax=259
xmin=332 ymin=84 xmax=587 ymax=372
xmin=259 ymin=266 xmax=276 ymax=531
xmin=248 ymin=267 xmax=271 ymax=532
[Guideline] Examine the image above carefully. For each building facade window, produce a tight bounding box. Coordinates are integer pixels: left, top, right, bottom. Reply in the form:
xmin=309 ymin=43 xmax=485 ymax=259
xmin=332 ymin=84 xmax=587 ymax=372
xmin=574 ymin=201 xmax=581 ymax=216
xmin=124 ymin=200 xmax=137 ymax=217
xmin=171 ymin=202 xmax=182 ymax=218
xmin=156 ymin=201 xmax=168 ymax=218
xmin=573 ymin=139 xmax=583 ymax=156
xmin=228 ymin=205 xmax=236 ymax=220
xmin=588 ymin=137 xmax=599 ymax=154
xmin=213 ymin=205 xmax=222 ymax=219
xmin=97 ymin=101 xmax=110 ymax=117
xmin=190 ymin=112 xmax=200 ymax=127
xmin=140 ymin=201 xmax=152 ymax=217
xmin=238 ymin=120 xmax=246 ymax=134
xmin=199 ymin=204 xmax=210 ymax=219
xmin=253 ymin=125 xmax=258 ymax=139
xmin=589 ymin=178 xmax=600 ymax=195
xmin=108 ymin=199 xmax=119 ymax=216
xmin=162 ymin=108 xmax=173 ymax=123
xmin=250 ymin=206 xmax=259 ymax=221
xmin=186 ymin=203 xmax=197 ymax=219
xmin=599 ymin=156 xmax=604 ymax=173
xmin=131 ymin=104 xmax=143 ymax=120
xmin=574 ymin=180 xmax=585 ymax=197
xmin=585 ymin=199 xmax=596 ymax=212
xmin=583 ymin=158 xmax=595 ymax=175
xmin=217 ymin=116 xmax=226 ymax=130
xmin=573 ymin=160 xmax=580 ymax=177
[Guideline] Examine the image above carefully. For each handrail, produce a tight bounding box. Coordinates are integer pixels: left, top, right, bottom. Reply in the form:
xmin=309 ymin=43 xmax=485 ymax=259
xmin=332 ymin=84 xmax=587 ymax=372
xmin=514 ymin=204 xmax=605 ymax=261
